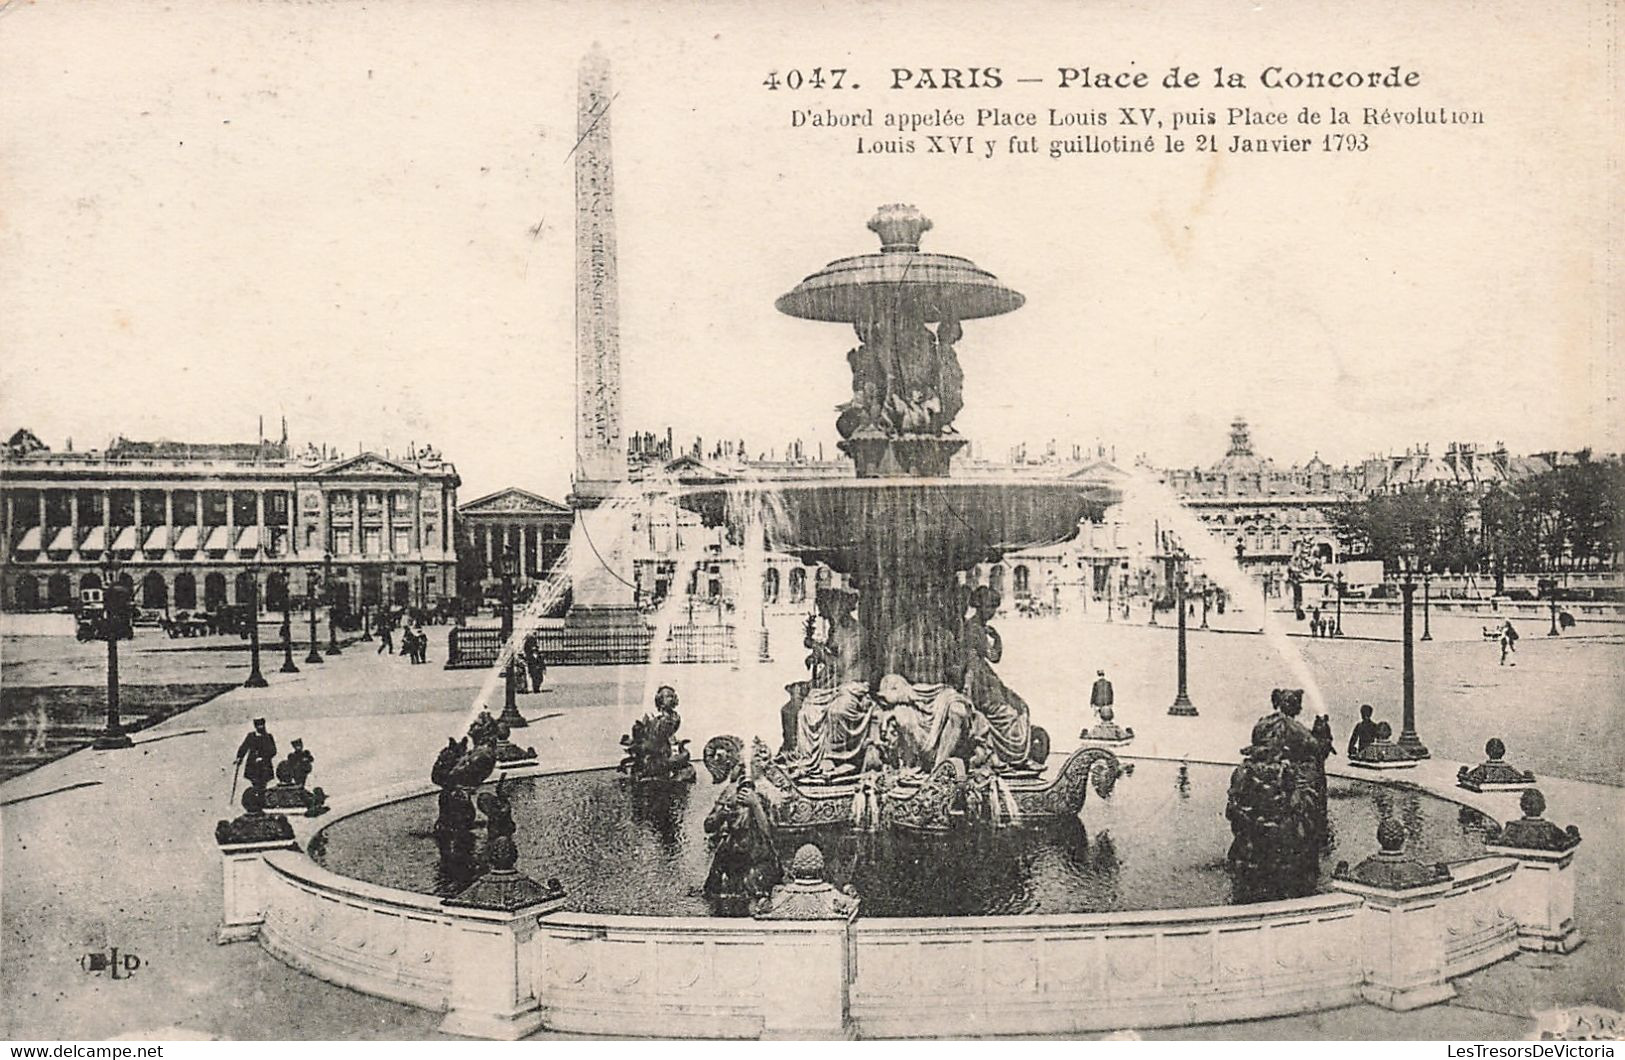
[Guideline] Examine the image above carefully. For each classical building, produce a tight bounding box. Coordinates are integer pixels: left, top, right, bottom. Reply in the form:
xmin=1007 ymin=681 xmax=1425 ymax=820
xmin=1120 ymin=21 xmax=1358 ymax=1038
xmin=457 ymin=488 xmax=573 ymax=597
xmin=0 ymin=432 xmax=460 ymax=615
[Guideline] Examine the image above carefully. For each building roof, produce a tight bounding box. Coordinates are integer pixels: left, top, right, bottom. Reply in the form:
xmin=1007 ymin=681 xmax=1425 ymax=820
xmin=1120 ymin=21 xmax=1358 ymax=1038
xmin=459 ymin=487 xmax=572 ymax=517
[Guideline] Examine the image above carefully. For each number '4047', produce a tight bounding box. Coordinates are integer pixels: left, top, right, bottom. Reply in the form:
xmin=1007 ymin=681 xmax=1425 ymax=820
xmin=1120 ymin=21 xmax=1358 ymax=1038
xmin=763 ymin=68 xmax=851 ymax=90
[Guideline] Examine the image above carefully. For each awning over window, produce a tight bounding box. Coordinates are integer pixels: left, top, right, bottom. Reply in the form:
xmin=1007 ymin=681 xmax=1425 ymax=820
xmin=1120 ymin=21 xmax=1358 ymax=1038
xmin=14 ymin=527 xmax=41 ymax=551
xmin=172 ymin=525 xmax=200 ymax=552
xmin=47 ymin=526 xmax=75 ymax=551
xmin=142 ymin=526 xmax=169 ymax=552
xmin=78 ymin=526 xmax=107 ymax=553
xmin=203 ymin=526 xmax=233 ymax=552
xmin=111 ymin=526 xmax=138 ymax=552
xmin=235 ymin=526 xmax=265 ymax=553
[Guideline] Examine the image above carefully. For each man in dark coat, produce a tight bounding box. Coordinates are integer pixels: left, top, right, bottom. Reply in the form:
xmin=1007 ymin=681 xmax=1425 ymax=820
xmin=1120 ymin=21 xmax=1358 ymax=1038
xmin=1089 ymin=670 xmax=1114 ymax=720
xmin=235 ymin=718 xmax=277 ymax=790
xmin=1347 ymin=704 xmax=1380 ymax=757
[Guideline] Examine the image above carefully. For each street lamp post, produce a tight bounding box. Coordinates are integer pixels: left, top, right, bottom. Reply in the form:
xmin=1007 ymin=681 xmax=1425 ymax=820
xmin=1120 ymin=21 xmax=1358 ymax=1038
xmin=280 ymin=578 xmax=300 ymax=673
xmin=1169 ymin=552 xmax=1197 ymax=716
xmin=1334 ymin=571 xmax=1345 ymax=637
xmin=324 ymin=551 xmax=341 ymax=656
xmin=243 ymin=559 xmax=268 ymax=688
xmin=92 ymin=554 xmax=133 ymax=750
xmin=1199 ymin=577 xmax=1210 ymax=629
xmin=1396 ymin=553 xmax=1431 ymax=760
xmin=1420 ymin=566 xmax=1433 ymax=642
xmin=1548 ymin=596 xmax=1561 ymax=637
xmin=305 ymin=565 xmax=325 ymax=665
xmin=496 ymin=548 xmax=527 ymax=730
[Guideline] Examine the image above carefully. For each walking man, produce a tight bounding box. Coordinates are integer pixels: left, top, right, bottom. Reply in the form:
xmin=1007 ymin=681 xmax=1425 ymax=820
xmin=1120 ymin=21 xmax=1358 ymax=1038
xmin=234 ymin=717 xmax=277 ymax=792
xmin=522 ymin=633 xmax=547 ymax=693
xmin=1500 ymin=619 xmax=1519 ymax=666
xmin=377 ymin=609 xmax=395 ymax=655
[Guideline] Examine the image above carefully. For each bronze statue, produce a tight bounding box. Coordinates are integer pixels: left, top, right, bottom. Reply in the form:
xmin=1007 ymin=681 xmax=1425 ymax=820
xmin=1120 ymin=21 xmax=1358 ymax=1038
xmin=1225 ymin=688 xmax=1332 ymax=896
xmin=617 ymin=685 xmax=696 ymax=783
xmin=702 ymin=777 xmax=782 ymax=902
xmin=961 ymin=586 xmax=1040 ymax=771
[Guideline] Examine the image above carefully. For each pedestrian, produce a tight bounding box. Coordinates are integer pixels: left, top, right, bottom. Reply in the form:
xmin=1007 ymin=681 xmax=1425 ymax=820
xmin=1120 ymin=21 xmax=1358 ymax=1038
xmin=377 ymin=609 xmax=395 ymax=655
xmin=523 ymin=634 xmax=547 ymax=693
xmin=1347 ymin=704 xmax=1379 ymax=756
xmin=1089 ymin=669 xmax=1113 ymax=721
xmin=1500 ymin=620 xmax=1518 ymax=666
xmin=234 ymin=717 xmax=277 ymax=792
xmin=412 ymin=625 xmax=428 ymax=664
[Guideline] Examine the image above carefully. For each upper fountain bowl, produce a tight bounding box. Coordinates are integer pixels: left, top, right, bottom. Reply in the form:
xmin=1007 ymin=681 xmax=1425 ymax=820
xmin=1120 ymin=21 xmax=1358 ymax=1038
xmin=775 ymin=205 xmax=1025 ymax=323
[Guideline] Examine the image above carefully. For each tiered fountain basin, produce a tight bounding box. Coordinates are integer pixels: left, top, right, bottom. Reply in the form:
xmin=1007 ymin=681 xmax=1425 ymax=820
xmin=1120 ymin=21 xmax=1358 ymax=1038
xmin=219 ymin=754 xmax=1574 ymax=1039
xmin=673 ymin=478 xmax=1112 ymax=571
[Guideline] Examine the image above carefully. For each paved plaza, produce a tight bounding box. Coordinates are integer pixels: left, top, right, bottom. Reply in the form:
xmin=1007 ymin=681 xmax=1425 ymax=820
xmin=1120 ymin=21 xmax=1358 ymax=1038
xmin=1 ymin=610 xmax=1621 ymax=1040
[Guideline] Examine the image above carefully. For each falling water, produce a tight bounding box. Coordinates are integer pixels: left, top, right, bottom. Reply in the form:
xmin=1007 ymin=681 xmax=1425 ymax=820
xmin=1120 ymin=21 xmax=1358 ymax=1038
xmin=461 ymin=480 xmax=651 ymax=728
xmin=1118 ymin=468 xmax=1328 ymax=716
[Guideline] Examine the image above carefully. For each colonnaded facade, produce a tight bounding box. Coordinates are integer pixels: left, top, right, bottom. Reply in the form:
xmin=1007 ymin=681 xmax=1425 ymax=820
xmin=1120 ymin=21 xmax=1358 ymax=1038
xmin=0 ymin=430 xmax=460 ymax=615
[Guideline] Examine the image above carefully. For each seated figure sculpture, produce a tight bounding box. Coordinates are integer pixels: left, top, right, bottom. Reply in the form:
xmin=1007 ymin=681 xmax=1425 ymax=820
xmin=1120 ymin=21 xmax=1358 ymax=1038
xmin=787 ymin=589 xmax=877 ymax=781
xmin=262 ymin=737 xmax=328 ymax=817
xmin=618 ymin=685 xmax=696 ymax=783
xmin=875 ymin=673 xmax=974 ymax=776
xmin=962 ymin=586 xmax=1042 ymax=771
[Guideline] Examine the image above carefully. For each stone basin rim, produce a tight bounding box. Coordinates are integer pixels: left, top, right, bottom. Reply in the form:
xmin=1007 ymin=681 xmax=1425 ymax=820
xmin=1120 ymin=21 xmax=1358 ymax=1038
xmin=299 ymin=750 xmax=1499 ymax=921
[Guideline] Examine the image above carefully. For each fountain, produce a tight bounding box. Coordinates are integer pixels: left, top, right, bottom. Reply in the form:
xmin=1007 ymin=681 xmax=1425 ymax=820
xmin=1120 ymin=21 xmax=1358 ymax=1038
xmin=686 ymin=204 xmax=1126 ymax=830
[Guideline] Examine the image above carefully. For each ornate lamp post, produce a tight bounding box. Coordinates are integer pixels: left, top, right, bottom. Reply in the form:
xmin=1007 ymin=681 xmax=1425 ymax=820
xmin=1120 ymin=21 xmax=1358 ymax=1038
xmin=1334 ymin=570 xmax=1346 ymax=637
xmin=1396 ymin=547 xmax=1431 ymax=760
xmin=279 ymin=575 xmax=300 ymax=674
xmin=496 ymin=548 xmax=527 ymax=730
xmin=92 ymin=553 xmax=133 ymax=750
xmin=1548 ymin=591 xmax=1561 ymax=637
xmin=305 ymin=564 xmax=325 ymax=665
xmin=1169 ymin=550 xmax=1197 ymax=717
xmin=1420 ymin=564 xmax=1433 ymax=642
xmin=243 ymin=557 xmax=268 ymax=688
xmin=324 ymin=550 xmax=342 ymax=656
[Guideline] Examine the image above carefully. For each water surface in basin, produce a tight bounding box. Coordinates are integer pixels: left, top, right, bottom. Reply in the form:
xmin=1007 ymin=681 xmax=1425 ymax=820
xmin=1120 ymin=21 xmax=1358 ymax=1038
xmin=311 ymin=760 xmax=1494 ymax=917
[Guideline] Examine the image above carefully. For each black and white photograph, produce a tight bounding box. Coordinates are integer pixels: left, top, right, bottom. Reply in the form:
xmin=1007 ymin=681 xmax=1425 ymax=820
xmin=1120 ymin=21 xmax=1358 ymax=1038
xmin=0 ymin=0 xmax=1620 ymax=1046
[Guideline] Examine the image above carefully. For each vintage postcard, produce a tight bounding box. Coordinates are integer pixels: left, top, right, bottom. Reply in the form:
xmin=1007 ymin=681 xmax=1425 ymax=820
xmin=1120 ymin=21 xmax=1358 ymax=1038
xmin=1 ymin=0 xmax=1620 ymax=1046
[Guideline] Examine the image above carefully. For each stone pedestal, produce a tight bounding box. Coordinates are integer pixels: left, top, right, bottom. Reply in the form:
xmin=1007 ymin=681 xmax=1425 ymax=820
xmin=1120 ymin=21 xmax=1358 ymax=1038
xmin=1349 ymin=739 xmax=1420 ymax=771
xmin=1329 ymin=873 xmax=1456 ymax=1010
xmin=437 ymin=894 xmax=568 ymax=1040
xmin=1457 ymin=739 xmax=1536 ymax=793
xmin=216 ymin=836 xmax=299 ymax=944
xmin=1484 ymin=842 xmax=1583 ymax=953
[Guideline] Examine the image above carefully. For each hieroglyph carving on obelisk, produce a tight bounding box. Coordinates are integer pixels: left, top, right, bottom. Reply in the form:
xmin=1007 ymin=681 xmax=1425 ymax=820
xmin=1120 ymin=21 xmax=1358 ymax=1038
xmin=574 ymin=45 xmax=625 ymax=489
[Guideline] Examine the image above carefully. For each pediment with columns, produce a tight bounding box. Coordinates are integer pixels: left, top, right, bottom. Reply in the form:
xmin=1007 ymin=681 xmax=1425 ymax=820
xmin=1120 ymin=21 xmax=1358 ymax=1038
xmin=459 ymin=487 xmax=572 ymax=518
xmin=319 ymin=453 xmax=423 ymax=479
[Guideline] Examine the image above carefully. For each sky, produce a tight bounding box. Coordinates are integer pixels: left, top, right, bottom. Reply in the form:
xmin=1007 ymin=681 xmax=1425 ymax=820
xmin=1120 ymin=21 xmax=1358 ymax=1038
xmin=1 ymin=0 xmax=1617 ymax=503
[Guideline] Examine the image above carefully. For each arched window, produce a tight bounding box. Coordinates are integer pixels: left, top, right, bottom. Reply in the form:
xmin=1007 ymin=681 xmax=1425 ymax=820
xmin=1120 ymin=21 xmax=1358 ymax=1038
xmin=989 ymin=564 xmax=1005 ymax=596
xmin=235 ymin=571 xmax=256 ymax=605
xmin=174 ymin=572 xmax=198 ymax=610
xmin=264 ymin=572 xmax=289 ymax=612
xmin=763 ymin=567 xmax=780 ymax=604
xmin=204 ymin=572 xmax=228 ymax=610
xmin=788 ymin=567 xmax=807 ymax=604
xmin=47 ymin=573 xmax=72 ymax=608
xmin=141 ymin=571 xmax=168 ymax=609
xmin=1013 ymin=565 xmax=1031 ymax=598
xmin=13 ymin=574 xmax=40 ymax=611
xmin=79 ymin=572 xmax=102 ymax=593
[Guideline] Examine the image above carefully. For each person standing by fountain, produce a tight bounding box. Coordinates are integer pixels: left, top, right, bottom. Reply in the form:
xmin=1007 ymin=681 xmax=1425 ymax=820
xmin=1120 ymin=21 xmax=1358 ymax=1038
xmin=962 ymin=586 xmax=1037 ymax=771
xmin=1090 ymin=670 xmax=1114 ymax=722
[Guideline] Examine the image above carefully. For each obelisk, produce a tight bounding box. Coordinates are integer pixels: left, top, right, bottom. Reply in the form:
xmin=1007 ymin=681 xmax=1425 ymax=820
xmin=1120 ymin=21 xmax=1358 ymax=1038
xmin=572 ymin=44 xmax=625 ymax=495
xmin=565 ymin=46 xmax=640 ymax=626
